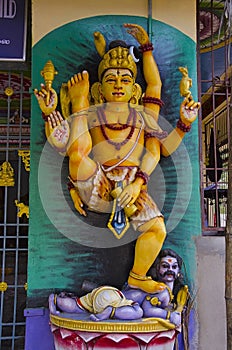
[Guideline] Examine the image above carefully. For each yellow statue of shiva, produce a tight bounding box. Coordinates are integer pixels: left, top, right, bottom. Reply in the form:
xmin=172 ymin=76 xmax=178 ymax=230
xmin=34 ymin=23 xmax=200 ymax=294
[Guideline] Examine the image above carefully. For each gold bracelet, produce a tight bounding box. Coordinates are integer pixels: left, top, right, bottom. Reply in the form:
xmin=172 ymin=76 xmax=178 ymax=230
xmin=71 ymin=110 xmax=88 ymax=117
xmin=110 ymin=307 xmax=116 ymax=319
xmin=166 ymin=310 xmax=171 ymax=320
xmin=54 ymin=294 xmax=57 ymax=306
xmin=166 ymin=285 xmax=174 ymax=302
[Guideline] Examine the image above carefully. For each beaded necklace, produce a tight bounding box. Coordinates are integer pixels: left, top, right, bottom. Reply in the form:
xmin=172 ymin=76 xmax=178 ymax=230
xmin=97 ymin=107 xmax=136 ymax=150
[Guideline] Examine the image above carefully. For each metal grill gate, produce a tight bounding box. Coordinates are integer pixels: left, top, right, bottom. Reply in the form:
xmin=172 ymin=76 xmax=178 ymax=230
xmin=198 ymin=0 xmax=230 ymax=234
xmin=0 ymin=69 xmax=30 ymax=349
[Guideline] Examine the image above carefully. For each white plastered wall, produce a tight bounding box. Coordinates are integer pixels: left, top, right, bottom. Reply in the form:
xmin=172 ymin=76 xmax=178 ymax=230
xmin=32 ymin=0 xmax=196 ymax=45
xmin=196 ymin=236 xmax=226 ymax=350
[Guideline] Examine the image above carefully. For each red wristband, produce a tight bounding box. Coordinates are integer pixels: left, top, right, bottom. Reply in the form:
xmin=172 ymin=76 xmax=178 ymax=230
xmin=135 ymin=169 xmax=149 ymax=185
xmin=139 ymin=42 xmax=154 ymax=52
xmin=42 ymin=112 xmax=49 ymax=121
xmin=176 ymin=119 xmax=191 ymax=132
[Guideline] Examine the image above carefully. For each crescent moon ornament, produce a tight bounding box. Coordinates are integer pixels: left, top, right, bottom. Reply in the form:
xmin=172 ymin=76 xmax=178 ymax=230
xmin=129 ymin=46 xmax=140 ymax=63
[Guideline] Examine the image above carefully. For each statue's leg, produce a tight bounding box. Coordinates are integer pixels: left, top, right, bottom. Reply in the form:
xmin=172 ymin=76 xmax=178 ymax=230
xmin=56 ymin=295 xmax=86 ymax=314
xmin=128 ymin=216 xmax=166 ymax=293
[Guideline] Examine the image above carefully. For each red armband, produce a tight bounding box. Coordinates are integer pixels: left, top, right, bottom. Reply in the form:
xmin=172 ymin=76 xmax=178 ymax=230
xmin=144 ymin=130 xmax=168 ymax=140
xmin=142 ymin=96 xmax=164 ymax=107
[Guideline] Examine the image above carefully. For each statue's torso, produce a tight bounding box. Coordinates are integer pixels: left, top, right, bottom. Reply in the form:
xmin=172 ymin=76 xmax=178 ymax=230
xmin=88 ymin=108 xmax=145 ymax=167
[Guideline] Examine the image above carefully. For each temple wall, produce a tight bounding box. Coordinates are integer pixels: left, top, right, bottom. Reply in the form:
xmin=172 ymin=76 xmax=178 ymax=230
xmin=196 ymin=236 xmax=226 ymax=350
xmin=32 ymin=0 xmax=197 ymax=45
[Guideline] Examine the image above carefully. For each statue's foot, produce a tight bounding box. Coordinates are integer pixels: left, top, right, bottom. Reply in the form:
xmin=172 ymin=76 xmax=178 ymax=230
xmin=128 ymin=271 xmax=166 ymax=294
xmin=89 ymin=306 xmax=112 ymax=322
xmin=48 ymin=293 xmax=60 ymax=315
xmin=170 ymin=311 xmax=181 ymax=327
xmin=89 ymin=314 xmax=99 ymax=322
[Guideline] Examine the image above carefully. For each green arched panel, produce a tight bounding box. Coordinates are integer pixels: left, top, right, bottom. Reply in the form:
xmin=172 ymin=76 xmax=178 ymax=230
xmin=29 ymin=15 xmax=201 ymax=305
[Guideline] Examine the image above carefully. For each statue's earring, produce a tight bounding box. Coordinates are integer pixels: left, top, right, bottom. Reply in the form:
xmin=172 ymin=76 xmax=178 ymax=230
xmin=99 ymin=93 xmax=105 ymax=104
xmin=129 ymin=95 xmax=138 ymax=105
xmin=130 ymin=83 xmax=142 ymax=106
xmin=91 ymin=82 xmax=105 ymax=104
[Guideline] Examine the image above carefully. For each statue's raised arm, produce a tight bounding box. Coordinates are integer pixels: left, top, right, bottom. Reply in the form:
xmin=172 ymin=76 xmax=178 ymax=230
xmin=124 ymin=23 xmax=162 ymax=121
xmin=161 ymin=67 xmax=200 ymax=157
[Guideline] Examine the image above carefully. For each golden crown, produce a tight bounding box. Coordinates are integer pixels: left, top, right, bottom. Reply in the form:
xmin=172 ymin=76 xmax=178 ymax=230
xmin=98 ymin=46 xmax=137 ymax=81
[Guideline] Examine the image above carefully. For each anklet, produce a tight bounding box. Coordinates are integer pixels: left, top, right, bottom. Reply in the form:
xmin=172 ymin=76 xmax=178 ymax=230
xmin=110 ymin=307 xmax=116 ymax=319
xmin=129 ymin=270 xmax=152 ymax=281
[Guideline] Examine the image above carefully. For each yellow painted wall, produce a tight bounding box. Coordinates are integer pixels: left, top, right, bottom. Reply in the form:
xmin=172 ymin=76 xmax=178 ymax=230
xmin=32 ymin=0 xmax=196 ymax=45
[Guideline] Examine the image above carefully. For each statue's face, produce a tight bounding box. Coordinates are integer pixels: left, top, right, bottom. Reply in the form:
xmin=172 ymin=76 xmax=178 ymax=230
xmin=158 ymin=256 xmax=180 ymax=283
xmin=100 ymin=68 xmax=135 ymax=103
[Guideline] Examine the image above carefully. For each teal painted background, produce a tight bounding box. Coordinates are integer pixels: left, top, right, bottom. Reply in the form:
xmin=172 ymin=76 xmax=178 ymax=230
xmin=29 ymin=15 xmax=201 ymax=306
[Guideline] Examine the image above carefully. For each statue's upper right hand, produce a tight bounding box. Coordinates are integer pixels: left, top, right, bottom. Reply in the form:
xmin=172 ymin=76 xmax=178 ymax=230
xmin=124 ymin=23 xmax=149 ymax=45
xmin=34 ymin=83 xmax=58 ymax=115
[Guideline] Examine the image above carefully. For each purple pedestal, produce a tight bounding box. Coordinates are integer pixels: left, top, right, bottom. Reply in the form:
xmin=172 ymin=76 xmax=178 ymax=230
xmin=24 ymin=308 xmax=55 ymax=350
